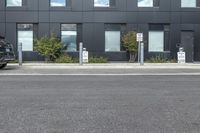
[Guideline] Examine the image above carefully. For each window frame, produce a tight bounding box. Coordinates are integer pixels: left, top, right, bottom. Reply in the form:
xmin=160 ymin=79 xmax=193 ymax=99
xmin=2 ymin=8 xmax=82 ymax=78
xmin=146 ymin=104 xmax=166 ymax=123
xmin=104 ymin=24 xmax=126 ymax=52
xmin=61 ymin=24 xmax=78 ymax=52
xmin=17 ymin=24 xmax=34 ymax=52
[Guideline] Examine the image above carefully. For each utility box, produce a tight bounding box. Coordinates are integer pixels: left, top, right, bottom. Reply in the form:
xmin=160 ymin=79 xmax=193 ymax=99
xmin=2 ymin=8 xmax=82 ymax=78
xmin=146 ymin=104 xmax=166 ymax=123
xmin=82 ymin=48 xmax=88 ymax=63
xmin=177 ymin=47 xmax=186 ymax=63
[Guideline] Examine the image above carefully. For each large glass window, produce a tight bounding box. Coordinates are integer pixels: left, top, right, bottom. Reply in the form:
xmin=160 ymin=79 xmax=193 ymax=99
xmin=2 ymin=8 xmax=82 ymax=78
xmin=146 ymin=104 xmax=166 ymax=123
xmin=50 ymin=0 xmax=66 ymax=7
xmin=138 ymin=0 xmax=153 ymax=7
xmin=148 ymin=31 xmax=164 ymax=52
xmin=7 ymin=0 xmax=22 ymax=7
xmin=181 ymin=0 xmax=196 ymax=7
xmin=61 ymin=24 xmax=77 ymax=52
xmin=94 ymin=0 xmax=110 ymax=7
xmin=17 ymin=24 xmax=33 ymax=51
xmin=138 ymin=0 xmax=159 ymax=7
xmin=105 ymin=31 xmax=120 ymax=52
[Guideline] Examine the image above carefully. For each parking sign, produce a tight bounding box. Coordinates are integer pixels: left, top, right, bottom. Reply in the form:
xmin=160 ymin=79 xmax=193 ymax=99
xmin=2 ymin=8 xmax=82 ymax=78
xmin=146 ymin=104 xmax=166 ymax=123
xmin=137 ymin=33 xmax=143 ymax=42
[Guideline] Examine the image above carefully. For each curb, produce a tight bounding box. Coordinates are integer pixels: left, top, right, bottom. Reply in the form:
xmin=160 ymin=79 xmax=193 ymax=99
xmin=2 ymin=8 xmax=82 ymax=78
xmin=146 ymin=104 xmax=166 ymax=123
xmin=7 ymin=63 xmax=200 ymax=69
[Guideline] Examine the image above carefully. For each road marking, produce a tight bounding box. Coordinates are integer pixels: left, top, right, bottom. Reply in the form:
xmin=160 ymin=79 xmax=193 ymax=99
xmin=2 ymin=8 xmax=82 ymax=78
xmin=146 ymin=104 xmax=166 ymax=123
xmin=1 ymin=73 xmax=200 ymax=76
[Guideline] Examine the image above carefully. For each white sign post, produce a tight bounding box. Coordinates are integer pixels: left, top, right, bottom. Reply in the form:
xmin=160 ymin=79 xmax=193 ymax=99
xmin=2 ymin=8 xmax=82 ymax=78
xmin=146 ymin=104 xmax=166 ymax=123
xmin=136 ymin=33 xmax=144 ymax=65
xmin=82 ymin=51 xmax=88 ymax=63
xmin=177 ymin=52 xmax=186 ymax=63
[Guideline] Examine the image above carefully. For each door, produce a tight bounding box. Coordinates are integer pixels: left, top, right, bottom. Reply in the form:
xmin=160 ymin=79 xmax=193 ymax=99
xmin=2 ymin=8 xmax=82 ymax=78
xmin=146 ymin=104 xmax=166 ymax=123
xmin=181 ymin=31 xmax=194 ymax=62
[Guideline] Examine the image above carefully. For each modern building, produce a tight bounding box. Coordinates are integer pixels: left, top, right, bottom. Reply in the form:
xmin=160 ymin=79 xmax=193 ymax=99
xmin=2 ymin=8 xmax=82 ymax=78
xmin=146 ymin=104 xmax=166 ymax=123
xmin=0 ymin=0 xmax=200 ymax=62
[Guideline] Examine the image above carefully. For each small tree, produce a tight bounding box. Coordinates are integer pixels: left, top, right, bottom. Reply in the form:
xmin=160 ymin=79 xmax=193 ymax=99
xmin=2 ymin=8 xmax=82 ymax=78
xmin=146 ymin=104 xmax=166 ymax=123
xmin=35 ymin=34 xmax=63 ymax=62
xmin=122 ymin=31 xmax=138 ymax=63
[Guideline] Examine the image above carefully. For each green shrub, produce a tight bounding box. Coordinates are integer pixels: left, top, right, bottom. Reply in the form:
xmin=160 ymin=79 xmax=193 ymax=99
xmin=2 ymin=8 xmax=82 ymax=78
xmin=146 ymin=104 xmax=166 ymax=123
xmin=122 ymin=31 xmax=138 ymax=62
xmin=89 ymin=56 xmax=108 ymax=63
xmin=146 ymin=56 xmax=177 ymax=63
xmin=55 ymin=54 xmax=78 ymax=63
xmin=35 ymin=34 xmax=63 ymax=62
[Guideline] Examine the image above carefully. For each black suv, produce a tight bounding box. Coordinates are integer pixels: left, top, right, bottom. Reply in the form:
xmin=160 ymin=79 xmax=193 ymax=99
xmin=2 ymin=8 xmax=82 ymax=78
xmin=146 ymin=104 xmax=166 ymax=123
xmin=0 ymin=36 xmax=15 ymax=69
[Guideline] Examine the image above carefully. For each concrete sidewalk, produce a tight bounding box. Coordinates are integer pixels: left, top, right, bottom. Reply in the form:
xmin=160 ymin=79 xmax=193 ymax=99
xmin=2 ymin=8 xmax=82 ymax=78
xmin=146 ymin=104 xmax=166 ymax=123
xmin=8 ymin=63 xmax=200 ymax=69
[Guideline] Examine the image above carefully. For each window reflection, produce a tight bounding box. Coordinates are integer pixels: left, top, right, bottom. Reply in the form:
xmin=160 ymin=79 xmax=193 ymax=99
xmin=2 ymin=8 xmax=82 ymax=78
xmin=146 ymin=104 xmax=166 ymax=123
xmin=105 ymin=31 xmax=120 ymax=52
xmin=7 ymin=0 xmax=22 ymax=7
xmin=181 ymin=0 xmax=196 ymax=7
xmin=94 ymin=0 xmax=110 ymax=7
xmin=51 ymin=0 xmax=66 ymax=7
xmin=138 ymin=0 xmax=153 ymax=7
xmin=148 ymin=31 xmax=164 ymax=52
xmin=17 ymin=24 xmax=33 ymax=51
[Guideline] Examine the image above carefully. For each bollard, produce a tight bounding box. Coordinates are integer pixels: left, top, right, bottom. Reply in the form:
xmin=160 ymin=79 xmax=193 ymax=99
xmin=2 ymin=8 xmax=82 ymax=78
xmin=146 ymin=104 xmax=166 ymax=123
xmin=140 ymin=42 xmax=144 ymax=66
xmin=79 ymin=42 xmax=83 ymax=65
xmin=138 ymin=41 xmax=141 ymax=63
xmin=18 ymin=42 xmax=22 ymax=66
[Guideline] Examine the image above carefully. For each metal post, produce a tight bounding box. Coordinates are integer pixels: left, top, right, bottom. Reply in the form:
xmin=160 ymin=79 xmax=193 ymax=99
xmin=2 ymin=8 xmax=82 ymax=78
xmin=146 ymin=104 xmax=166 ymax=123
xmin=79 ymin=42 xmax=83 ymax=65
xmin=138 ymin=41 xmax=141 ymax=63
xmin=18 ymin=42 xmax=22 ymax=66
xmin=140 ymin=42 xmax=144 ymax=66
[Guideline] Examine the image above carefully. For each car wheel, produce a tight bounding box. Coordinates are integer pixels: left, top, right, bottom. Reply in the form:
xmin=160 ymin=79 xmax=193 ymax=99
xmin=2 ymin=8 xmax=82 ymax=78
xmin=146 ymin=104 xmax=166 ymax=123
xmin=0 ymin=63 xmax=7 ymax=69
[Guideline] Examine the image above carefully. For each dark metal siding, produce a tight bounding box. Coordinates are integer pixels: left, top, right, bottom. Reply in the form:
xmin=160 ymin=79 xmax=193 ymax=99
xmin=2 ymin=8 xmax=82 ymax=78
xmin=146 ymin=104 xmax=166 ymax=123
xmin=0 ymin=0 xmax=200 ymax=61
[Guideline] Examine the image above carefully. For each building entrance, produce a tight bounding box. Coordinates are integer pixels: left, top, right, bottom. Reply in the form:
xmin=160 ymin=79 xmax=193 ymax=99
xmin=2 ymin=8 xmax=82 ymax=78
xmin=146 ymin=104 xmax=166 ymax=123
xmin=181 ymin=31 xmax=194 ymax=62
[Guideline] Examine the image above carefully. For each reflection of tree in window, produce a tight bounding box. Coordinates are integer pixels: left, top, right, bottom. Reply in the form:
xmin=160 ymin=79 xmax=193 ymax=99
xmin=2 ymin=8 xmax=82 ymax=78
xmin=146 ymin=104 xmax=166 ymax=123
xmin=61 ymin=24 xmax=77 ymax=52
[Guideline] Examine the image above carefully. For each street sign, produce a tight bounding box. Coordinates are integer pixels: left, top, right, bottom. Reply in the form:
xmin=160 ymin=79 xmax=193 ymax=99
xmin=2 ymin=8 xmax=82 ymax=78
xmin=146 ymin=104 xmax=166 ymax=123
xmin=177 ymin=52 xmax=186 ymax=63
xmin=82 ymin=51 xmax=88 ymax=63
xmin=137 ymin=33 xmax=143 ymax=42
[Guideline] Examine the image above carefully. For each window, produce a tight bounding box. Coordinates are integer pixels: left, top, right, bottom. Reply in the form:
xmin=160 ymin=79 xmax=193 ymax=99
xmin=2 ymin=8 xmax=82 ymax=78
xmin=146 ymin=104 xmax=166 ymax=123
xmin=105 ymin=24 xmax=122 ymax=52
xmin=148 ymin=24 xmax=170 ymax=52
xmin=61 ymin=24 xmax=77 ymax=52
xmin=7 ymin=0 xmax=22 ymax=7
xmin=105 ymin=31 xmax=120 ymax=52
xmin=181 ymin=0 xmax=196 ymax=7
xmin=17 ymin=24 xmax=33 ymax=51
xmin=94 ymin=0 xmax=110 ymax=7
xmin=138 ymin=0 xmax=159 ymax=7
xmin=148 ymin=31 xmax=164 ymax=52
xmin=50 ymin=0 xmax=66 ymax=7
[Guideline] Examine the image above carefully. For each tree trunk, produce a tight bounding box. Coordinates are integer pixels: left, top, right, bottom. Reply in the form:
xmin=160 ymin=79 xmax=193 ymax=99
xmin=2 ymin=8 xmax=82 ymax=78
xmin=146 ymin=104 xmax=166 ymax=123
xmin=129 ymin=52 xmax=136 ymax=63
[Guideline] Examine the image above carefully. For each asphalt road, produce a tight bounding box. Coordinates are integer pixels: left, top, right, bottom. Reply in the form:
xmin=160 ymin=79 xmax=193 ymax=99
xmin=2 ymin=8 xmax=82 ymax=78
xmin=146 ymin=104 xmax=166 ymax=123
xmin=0 ymin=75 xmax=200 ymax=133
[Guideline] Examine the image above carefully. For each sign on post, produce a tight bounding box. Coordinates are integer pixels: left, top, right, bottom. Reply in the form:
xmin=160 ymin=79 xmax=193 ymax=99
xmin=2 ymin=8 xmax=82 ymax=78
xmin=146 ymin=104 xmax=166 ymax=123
xmin=82 ymin=51 xmax=88 ymax=63
xmin=137 ymin=33 xmax=143 ymax=64
xmin=137 ymin=33 xmax=143 ymax=42
xmin=177 ymin=52 xmax=186 ymax=63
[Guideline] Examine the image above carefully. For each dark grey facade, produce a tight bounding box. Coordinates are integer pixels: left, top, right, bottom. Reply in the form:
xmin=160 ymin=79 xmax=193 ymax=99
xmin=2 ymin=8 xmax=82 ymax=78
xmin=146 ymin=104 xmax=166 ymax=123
xmin=0 ymin=0 xmax=200 ymax=62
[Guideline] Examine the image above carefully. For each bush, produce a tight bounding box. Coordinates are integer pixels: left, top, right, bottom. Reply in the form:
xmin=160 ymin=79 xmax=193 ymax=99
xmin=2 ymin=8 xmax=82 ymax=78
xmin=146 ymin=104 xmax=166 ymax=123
xmin=55 ymin=54 xmax=78 ymax=63
xmin=55 ymin=55 xmax=108 ymax=64
xmin=122 ymin=31 xmax=138 ymax=62
xmin=35 ymin=34 xmax=63 ymax=62
xmin=146 ymin=56 xmax=177 ymax=63
xmin=89 ymin=56 xmax=108 ymax=63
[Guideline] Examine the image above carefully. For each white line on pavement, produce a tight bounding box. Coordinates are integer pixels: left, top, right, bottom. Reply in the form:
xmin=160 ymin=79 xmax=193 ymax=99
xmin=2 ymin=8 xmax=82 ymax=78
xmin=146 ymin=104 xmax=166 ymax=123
xmin=1 ymin=73 xmax=200 ymax=76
